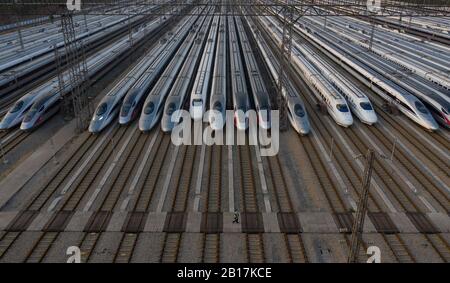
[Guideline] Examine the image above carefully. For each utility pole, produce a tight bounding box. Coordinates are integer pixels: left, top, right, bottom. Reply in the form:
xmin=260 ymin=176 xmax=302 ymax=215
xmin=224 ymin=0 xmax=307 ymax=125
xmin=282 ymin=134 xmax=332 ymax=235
xmin=60 ymin=11 xmax=92 ymax=132
xmin=348 ymin=149 xmax=375 ymax=263
xmin=277 ymin=0 xmax=294 ymax=132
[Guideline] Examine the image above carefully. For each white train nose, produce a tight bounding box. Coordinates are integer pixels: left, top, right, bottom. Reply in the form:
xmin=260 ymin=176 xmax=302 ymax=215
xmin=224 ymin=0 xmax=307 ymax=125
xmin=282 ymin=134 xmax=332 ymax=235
xmin=0 ymin=115 xmax=18 ymax=130
xmin=427 ymin=119 xmax=439 ymax=131
xmin=365 ymin=112 xmax=378 ymax=125
xmin=20 ymin=122 xmax=32 ymax=131
xmin=118 ymin=115 xmax=128 ymax=125
xmin=339 ymin=114 xmax=353 ymax=127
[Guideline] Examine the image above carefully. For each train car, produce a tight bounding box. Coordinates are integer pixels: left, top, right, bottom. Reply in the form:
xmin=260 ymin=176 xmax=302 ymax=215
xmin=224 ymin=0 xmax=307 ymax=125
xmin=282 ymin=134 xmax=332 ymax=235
xmin=90 ymin=16 xmax=193 ymax=133
xmin=209 ymin=16 xmax=227 ymax=130
xmin=0 ymin=91 xmax=40 ymax=130
xmin=235 ymin=16 xmax=272 ymax=130
xmin=161 ymin=15 xmax=214 ymax=132
xmin=89 ymin=18 xmax=179 ymax=133
xmin=89 ymin=82 xmax=133 ymax=133
xmin=139 ymin=15 xmax=208 ymax=132
xmin=246 ymin=15 xmax=310 ymax=135
xmin=120 ymin=16 xmax=196 ymax=125
xmin=264 ymin=17 xmax=353 ymax=127
xmin=291 ymin=18 xmax=439 ymax=131
xmin=419 ymin=93 xmax=450 ymax=128
xmin=228 ymin=16 xmax=250 ymax=131
xmin=189 ymin=16 xmax=219 ymax=121
xmin=20 ymin=93 xmax=61 ymax=131
xmin=1 ymin=17 xmax=164 ymax=131
xmin=298 ymin=44 xmax=377 ymax=125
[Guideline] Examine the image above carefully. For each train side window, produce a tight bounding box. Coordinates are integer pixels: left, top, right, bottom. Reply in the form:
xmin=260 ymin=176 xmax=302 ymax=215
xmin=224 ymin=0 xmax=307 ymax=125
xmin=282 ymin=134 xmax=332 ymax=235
xmin=10 ymin=100 xmax=24 ymax=113
xmin=39 ymin=105 xmax=45 ymax=112
xmin=96 ymin=103 xmax=107 ymax=116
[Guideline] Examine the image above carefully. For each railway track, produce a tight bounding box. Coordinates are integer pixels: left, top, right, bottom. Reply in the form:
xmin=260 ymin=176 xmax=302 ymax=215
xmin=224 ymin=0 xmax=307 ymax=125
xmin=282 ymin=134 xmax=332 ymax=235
xmin=265 ymin=155 xmax=309 ymax=263
xmin=0 ymin=129 xmax=29 ymax=157
xmin=236 ymin=138 xmax=266 ymax=262
xmin=253 ymin=13 xmax=450 ymax=262
xmin=285 ymin=15 xmax=449 ymax=213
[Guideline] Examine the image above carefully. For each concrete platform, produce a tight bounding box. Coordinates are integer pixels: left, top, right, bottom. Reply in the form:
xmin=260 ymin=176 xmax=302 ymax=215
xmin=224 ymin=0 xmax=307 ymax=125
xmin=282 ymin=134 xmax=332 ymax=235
xmin=27 ymin=212 xmax=54 ymax=231
xmin=0 ymin=211 xmax=19 ymax=230
xmin=185 ymin=212 xmax=202 ymax=233
xmin=88 ymin=232 xmax=122 ymax=263
xmin=65 ymin=211 xmax=94 ymax=232
xmin=105 ymin=211 xmax=128 ymax=232
xmin=222 ymin=212 xmax=241 ymax=233
xmin=427 ymin=213 xmax=450 ymax=233
xmin=220 ymin=233 xmax=246 ymax=262
xmin=297 ymin=212 xmax=338 ymax=233
xmin=263 ymin=233 xmax=290 ymax=263
xmin=177 ymin=233 xmax=203 ymax=262
xmin=0 ymin=231 xmax=43 ymax=263
xmin=143 ymin=212 xmax=167 ymax=232
xmin=130 ymin=233 xmax=165 ymax=263
xmin=388 ymin=213 xmax=418 ymax=233
xmin=262 ymin=213 xmax=281 ymax=233
xmin=42 ymin=232 xmax=85 ymax=263
xmin=0 ymin=120 xmax=77 ymax=210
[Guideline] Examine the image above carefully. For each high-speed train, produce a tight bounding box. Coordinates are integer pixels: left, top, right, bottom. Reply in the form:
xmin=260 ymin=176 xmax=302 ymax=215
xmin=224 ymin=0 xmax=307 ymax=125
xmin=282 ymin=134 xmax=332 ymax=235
xmin=139 ymin=15 xmax=208 ymax=132
xmin=246 ymin=15 xmax=310 ymax=135
xmin=20 ymin=93 xmax=61 ymax=131
xmin=120 ymin=15 xmax=199 ymax=125
xmin=209 ymin=17 xmax=227 ymax=130
xmin=0 ymin=17 xmax=165 ymax=131
xmin=189 ymin=16 xmax=220 ymax=121
xmin=264 ymin=17 xmax=353 ymax=127
xmin=235 ymin=16 xmax=271 ymax=130
xmin=292 ymin=18 xmax=439 ymax=131
xmin=229 ymin=16 xmax=251 ymax=131
xmin=161 ymin=15 xmax=215 ymax=132
xmin=0 ymin=90 xmax=46 ymax=130
xmin=417 ymin=91 xmax=450 ymax=128
xmin=89 ymin=16 xmax=191 ymax=133
xmin=297 ymin=43 xmax=377 ymax=125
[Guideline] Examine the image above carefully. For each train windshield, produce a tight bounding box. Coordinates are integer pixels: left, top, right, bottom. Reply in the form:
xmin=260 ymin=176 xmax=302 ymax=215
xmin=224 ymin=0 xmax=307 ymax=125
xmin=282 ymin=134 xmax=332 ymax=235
xmin=23 ymin=109 xmax=37 ymax=123
xmin=213 ymin=102 xmax=222 ymax=112
xmin=144 ymin=102 xmax=155 ymax=115
xmin=192 ymin=99 xmax=202 ymax=107
xmin=336 ymin=104 xmax=349 ymax=112
xmin=414 ymin=101 xmax=429 ymax=114
xmin=166 ymin=103 xmax=176 ymax=115
xmin=294 ymin=104 xmax=305 ymax=117
xmin=11 ymin=100 xmax=24 ymax=113
xmin=96 ymin=103 xmax=107 ymax=116
xmin=121 ymin=102 xmax=131 ymax=116
xmin=360 ymin=102 xmax=373 ymax=110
